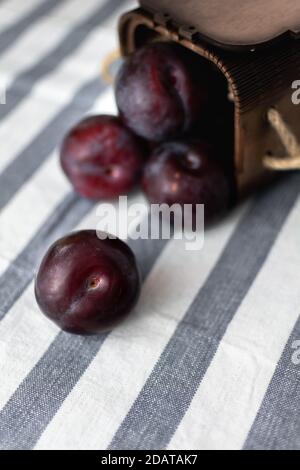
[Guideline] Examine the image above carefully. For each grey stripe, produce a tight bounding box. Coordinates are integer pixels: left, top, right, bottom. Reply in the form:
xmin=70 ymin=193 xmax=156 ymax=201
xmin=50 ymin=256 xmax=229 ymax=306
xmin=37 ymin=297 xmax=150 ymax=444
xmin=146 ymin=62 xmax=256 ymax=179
xmin=0 ymin=192 xmax=94 ymax=321
xmin=0 ymin=0 xmax=62 ymax=56
xmin=0 ymin=77 xmax=105 ymax=212
xmin=109 ymin=174 xmax=300 ymax=450
xmin=0 ymin=0 xmax=124 ymax=122
xmin=0 ymin=215 xmax=169 ymax=450
xmin=244 ymin=315 xmax=300 ymax=450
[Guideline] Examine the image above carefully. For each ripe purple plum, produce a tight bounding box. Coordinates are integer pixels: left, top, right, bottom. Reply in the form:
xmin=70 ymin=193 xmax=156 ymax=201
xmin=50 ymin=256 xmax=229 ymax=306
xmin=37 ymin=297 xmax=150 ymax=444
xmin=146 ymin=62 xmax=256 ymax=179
xmin=116 ymin=42 xmax=209 ymax=142
xmin=35 ymin=230 xmax=141 ymax=335
xmin=142 ymin=141 xmax=230 ymax=223
xmin=60 ymin=115 xmax=145 ymax=199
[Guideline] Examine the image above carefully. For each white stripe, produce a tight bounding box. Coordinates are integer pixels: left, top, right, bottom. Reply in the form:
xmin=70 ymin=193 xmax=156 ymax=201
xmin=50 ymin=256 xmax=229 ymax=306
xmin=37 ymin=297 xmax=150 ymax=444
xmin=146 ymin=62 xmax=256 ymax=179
xmin=0 ymin=284 xmax=60 ymax=406
xmin=0 ymin=93 xmax=63 ymax=174
xmin=0 ymin=155 xmax=66 ymax=275
xmin=0 ymin=0 xmax=104 ymax=82
xmin=0 ymin=88 xmax=116 ymax=277
xmin=0 ymin=192 xmax=145 ymax=410
xmin=0 ymin=0 xmax=42 ymax=31
xmin=31 ymin=27 xmax=117 ymax=106
xmin=168 ymin=195 xmax=300 ymax=451
xmin=35 ymin=205 xmax=246 ymax=450
xmin=0 ymin=0 xmax=125 ymax=175
xmin=92 ymin=88 xmax=118 ymax=116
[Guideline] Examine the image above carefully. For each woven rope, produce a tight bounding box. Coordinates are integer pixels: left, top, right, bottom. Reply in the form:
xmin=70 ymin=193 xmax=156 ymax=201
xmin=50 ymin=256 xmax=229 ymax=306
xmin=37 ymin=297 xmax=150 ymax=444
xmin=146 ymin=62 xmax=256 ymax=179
xmin=263 ymin=108 xmax=300 ymax=170
xmin=101 ymin=49 xmax=121 ymax=85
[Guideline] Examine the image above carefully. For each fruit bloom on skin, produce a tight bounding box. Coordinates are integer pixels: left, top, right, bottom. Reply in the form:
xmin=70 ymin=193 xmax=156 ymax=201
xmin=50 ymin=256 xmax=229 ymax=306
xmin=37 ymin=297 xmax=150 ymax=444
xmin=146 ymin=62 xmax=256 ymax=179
xmin=142 ymin=141 xmax=230 ymax=223
xmin=35 ymin=230 xmax=141 ymax=335
xmin=60 ymin=115 xmax=145 ymax=199
xmin=115 ymin=42 xmax=209 ymax=142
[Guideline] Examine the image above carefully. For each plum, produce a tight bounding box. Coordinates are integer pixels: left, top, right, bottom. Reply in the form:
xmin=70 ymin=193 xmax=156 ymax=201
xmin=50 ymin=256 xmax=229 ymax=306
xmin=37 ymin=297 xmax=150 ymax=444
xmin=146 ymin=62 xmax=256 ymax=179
xmin=115 ymin=42 xmax=209 ymax=142
xmin=60 ymin=115 xmax=145 ymax=199
xmin=35 ymin=230 xmax=141 ymax=335
xmin=142 ymin=141 xmax=230 ymax=223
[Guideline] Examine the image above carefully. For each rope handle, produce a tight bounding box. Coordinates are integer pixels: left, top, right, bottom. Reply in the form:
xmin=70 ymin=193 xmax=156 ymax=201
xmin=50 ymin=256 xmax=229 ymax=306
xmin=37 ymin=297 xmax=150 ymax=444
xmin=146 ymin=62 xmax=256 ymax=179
xmin=263 ymin=108 xmax=300 ymax=171
xmin=101 ymin=49 xmax=121 ymax=85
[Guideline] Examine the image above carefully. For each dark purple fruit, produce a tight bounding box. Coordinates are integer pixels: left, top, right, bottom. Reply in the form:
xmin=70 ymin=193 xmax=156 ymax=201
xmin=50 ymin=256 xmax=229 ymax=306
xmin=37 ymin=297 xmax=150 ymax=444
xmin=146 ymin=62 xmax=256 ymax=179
xmin=35 ymin=230 xmax=141 ymax=335
xmin=142 ymin=141 xmax=230 ymax=222
xmin=60 ymin=115 xmax=144 ymax=199
xmin=115 ymin=42 xmax=209 ymax=142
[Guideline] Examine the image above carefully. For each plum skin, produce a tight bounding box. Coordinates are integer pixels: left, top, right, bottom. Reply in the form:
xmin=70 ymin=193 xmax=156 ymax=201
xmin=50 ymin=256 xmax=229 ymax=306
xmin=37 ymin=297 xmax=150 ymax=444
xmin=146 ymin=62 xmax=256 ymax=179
xmin=142 ymin=141 xmax=230 ymax=223
xmin=115 ymin=42 xmax=209 ymax=142
xmin=35 ymin=231 xmax=141 ymax=335
xmin=60 ymin=115 xmax=145 ymax=200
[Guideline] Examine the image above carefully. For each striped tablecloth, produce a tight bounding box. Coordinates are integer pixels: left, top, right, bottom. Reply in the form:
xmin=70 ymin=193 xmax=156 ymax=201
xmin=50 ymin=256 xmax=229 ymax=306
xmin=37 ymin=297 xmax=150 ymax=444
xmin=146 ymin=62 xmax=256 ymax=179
xmin=0 ymin=0 xmax=299 ymax=451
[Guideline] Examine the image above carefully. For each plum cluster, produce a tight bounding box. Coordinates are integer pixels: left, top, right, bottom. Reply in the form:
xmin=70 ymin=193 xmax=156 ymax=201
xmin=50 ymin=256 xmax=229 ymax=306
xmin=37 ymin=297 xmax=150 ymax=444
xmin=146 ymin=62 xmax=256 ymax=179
xmin=61 ymin=42 xmax=233 ymax=219
xmin=35 ymin=42 xmax=234 ymax=335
